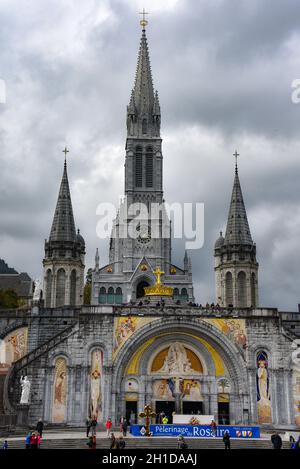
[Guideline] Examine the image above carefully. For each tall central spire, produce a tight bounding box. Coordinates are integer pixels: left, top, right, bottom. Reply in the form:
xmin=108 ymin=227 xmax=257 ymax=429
xmin=133 ymin=27 xmax=155 ymax=112
xmin=127 ymin=20 xmax=160 ymax=139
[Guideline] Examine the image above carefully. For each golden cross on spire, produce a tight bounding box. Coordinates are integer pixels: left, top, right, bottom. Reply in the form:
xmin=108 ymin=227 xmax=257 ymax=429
xmin=139 ymin=8 xmax=149 ymax=29
xmin=153 ymin=266 xmax=164 ymax=285
xmin=233 ymin=150 xmax=239 ymax=173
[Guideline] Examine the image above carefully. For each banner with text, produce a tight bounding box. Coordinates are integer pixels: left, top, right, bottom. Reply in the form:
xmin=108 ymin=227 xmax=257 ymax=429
xmin=130 ymin=424 xmax=260 ymax=439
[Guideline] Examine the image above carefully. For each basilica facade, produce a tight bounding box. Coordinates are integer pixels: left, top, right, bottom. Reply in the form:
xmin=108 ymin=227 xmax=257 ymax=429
xmin=0 ymin=24 xmax=300 ymax=430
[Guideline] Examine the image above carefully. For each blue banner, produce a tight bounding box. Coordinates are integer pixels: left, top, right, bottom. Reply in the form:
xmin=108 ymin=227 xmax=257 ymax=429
xmin=130 ymin=424 xmax=260 ymax=439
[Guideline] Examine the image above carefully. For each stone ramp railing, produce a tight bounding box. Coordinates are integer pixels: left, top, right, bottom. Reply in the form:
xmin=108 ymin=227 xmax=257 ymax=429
xmin=3 ymin=322 xmax=78 ymax=414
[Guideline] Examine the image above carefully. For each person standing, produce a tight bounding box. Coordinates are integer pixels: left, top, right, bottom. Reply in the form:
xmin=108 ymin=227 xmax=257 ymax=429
xmin=223 ymin=431 xmax=231 ymax=449
xmin=117 ymin=436 xmax=126 ymax=449
xmin=91 ymin=417 xmax=97 ymax=436
xmin=30 ymin=431 xmax=40 ymax=449
xmin=36 ymin=419 xmax=44 ymax=438
xmin=120 ymin=415 xmax=124 ymax=433
xmin=177 ymin=435 xmax=188 ymax=449
xmin=105 ymin=418 xmax=113 ymax=437
xmin=25 ymin=431 xmax=32 ymax=449
xmin=271 ymin=432 xmax=282 ymax=449
xmin=110 ymin=432 xmax=116 ymax=449
xmin=2 ymin=440 xmax=8 ymax=450
xmin=294 ymin=435 xmax=300 ymax=450
xmin=122 ymin=418 xmax=128 ymax=437
xmin=210 ymin=420 xmax=217 ymax=437
xmin=86 ymin=418 xmax=92 ymax=437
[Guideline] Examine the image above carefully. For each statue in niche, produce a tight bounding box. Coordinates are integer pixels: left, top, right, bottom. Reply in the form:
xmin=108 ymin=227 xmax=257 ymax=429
xmin=158 ymin=342 xmax=195 ymax=374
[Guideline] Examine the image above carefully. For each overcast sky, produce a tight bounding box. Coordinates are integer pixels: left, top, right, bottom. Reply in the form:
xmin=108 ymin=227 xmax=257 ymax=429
xmin=0 ymin=0 xmax=300 ymax=310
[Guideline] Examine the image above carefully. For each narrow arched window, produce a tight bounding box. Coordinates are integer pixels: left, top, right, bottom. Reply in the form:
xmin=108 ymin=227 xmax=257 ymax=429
xmin=181 ymin=288 xmax=188 ymax=302
xmin=99 ymin=287 xmax=106 ymax=304
xmin=115 ymin=287 xmax=123 ymax=304
xmin=146 ymin=146 xmax=153 ymax=188
xmin=135 ymin=145 xmax=143 ymax=187
xmin=237 ymin=271 xmax=247 ymax=307
xmin=225 ymin=272 xmax=233 ymax=307
xmin=70 ymin=270 xmax=76 ymax=306
xmin=56 ymin=268 xmax=66 ymax=307
xmin=251 ymin=273 xmax=256 ymax=307
xmin=173 ymin=288 xmax=180 ymax=301
xmin=45 ymin=269 xmax=52 ymax=307
xmin=107 ymin=287 xmax=114 ymax=304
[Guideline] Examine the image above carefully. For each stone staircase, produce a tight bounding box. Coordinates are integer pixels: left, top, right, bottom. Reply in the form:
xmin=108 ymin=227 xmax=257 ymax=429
xmin=3 ymin=322 xmax=78 ymax=414
xmin=0 ymin=436 xmax=290 ymax=450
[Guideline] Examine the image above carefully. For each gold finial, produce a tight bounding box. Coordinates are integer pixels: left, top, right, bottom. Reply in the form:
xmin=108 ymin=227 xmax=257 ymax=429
xmin=139 ymin=8 xmax=149 ymax=29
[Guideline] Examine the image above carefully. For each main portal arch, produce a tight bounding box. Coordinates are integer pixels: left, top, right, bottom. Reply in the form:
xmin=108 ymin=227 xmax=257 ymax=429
xmin=111 ymin=317 xmax=249 ymax=426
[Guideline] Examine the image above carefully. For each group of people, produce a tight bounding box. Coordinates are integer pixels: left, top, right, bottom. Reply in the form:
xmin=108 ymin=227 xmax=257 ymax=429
xmin=85 ymin=416 xmax=128 ymax=449
xmin=271 ymin=432 xmax=300 ymax=450
xmin=109 ymin=433 xmax=126 ymax=449
xmin=25 ymin=419 xmax=44 ymax=449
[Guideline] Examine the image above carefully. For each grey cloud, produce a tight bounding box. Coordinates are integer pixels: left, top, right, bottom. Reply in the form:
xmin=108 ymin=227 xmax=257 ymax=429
xmin=0 ymin=0 xmax=299 ymax=310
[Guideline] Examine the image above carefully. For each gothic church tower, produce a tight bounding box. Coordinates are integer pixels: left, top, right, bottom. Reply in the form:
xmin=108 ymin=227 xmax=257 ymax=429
xmin=92 ymin=22 xmax=194 ymax=305
xmin=43 ymin=152 xmax=85 ymax=307
xmin=214 ymin=157 xmax=259 ymax=308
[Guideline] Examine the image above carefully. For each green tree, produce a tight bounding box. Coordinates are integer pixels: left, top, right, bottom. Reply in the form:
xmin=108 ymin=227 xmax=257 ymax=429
xmin=83 ymin=268 xmax=92 ymax=305
xmin=0 ymin=289 xmax=19 ymax=309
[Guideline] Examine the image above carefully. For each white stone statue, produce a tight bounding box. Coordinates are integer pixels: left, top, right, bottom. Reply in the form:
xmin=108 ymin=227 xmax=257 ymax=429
xmin=158 ymin=342 xmax=194 ymax=374
xmin=33 ymin=278 xmax=42 ymax=301
xmin=20 ymin=376 xmax=31 ymax=404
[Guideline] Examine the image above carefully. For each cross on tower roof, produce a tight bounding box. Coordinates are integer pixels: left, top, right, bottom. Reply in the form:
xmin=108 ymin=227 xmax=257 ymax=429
xmin=139 ymin=8 xmax=149 ymax=29
xmin=62 ymin=146 xmax=69 ymax=166
xmin=233 ymin=150 xmax=239 ymax=174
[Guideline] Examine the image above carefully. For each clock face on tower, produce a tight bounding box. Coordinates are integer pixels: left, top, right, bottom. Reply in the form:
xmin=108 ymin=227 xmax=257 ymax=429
xmin=136 ymin=224 xmax=151 ymax=245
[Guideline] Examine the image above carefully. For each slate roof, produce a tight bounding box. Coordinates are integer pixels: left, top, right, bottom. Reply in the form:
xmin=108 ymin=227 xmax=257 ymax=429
xmin=224 ymin=167 xmax=253 ymax=246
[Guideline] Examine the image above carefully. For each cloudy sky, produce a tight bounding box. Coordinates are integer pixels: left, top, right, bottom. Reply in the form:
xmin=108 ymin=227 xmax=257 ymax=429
xmin=0 ymin=0 xmax=300 ymax=310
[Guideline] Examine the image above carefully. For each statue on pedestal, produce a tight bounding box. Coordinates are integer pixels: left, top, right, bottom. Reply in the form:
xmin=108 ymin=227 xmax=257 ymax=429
xmin=20 ymin=376 xmax=31 ymax=404
xmin=33 ymin=278 xmax=42 ymax=302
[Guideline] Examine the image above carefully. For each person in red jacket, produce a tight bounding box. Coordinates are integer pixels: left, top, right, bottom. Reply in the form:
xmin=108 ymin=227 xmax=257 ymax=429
xmin=105 ymin=418 xmax=113 ymax=437
xmin=30 ymin=431 xmax=41 ymax=449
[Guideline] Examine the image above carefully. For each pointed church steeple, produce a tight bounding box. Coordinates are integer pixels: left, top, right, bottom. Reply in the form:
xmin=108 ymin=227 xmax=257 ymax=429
xmin=126 ymin=22 xmax=160 ymax=138
xmin=133 ymin=27 xmax=155 ymax=112
xmin=49 ymin=158 xmax=76 ymax=243
xmin=214 ymin=152 xmax=259 ymax=308
xmin=224 ymin=164 xmax=253 ymax=246
xmin=43 ymin=148 xmax=85 ymax=308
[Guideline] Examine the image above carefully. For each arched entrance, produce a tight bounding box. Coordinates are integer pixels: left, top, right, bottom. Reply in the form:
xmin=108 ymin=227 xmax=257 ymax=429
xmin=112 ymin=318 xmax=248 ymax=426
xmin=136 ymin=280 xmax=149 ymax=298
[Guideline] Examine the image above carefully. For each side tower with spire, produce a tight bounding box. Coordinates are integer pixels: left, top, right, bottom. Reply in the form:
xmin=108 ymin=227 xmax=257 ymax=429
xmin=43 ymin=148 xmax=85 ymax=307
xmin=214 ymin=152 xmax=259 ymax=308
